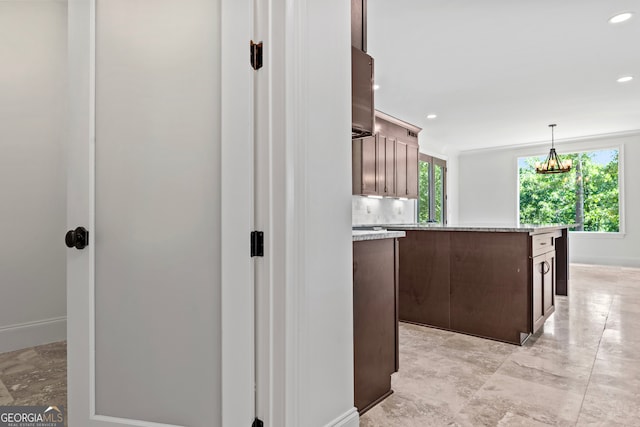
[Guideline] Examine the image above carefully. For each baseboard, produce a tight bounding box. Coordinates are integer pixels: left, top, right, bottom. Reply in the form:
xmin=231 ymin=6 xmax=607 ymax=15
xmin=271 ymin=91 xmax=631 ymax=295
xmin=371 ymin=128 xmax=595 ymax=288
xmin=324 ymin=407 xmax=359 ymax=427
xmin=571 ymin=256 xmax=640 ymax=268
xmin=0 ymin=316 xmax=66 ymax=354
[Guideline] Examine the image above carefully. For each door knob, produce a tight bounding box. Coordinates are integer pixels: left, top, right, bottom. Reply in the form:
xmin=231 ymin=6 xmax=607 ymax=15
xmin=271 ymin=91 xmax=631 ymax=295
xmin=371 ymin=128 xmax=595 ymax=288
xmin=65 ymin=226 xmax=89 ymax=250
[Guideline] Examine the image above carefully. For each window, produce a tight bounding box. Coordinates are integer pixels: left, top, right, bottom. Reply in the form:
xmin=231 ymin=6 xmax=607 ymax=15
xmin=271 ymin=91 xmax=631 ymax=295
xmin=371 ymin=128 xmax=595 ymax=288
xmin=418 ymin=154 xmax=447 ymax=224
xmin=518 ymin=148 xmax=620 ymax=232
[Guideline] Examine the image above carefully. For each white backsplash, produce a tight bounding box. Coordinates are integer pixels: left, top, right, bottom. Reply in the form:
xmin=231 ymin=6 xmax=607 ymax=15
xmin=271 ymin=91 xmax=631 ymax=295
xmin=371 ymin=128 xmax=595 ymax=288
xmin=352 ymin=196 xmax=417 ymax=225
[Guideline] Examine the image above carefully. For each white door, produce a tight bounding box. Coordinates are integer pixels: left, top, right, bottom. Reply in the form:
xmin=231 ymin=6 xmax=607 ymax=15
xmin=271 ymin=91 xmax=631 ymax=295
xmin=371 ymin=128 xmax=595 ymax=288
xmin=67 ymin=1 xmax=255 ymax=426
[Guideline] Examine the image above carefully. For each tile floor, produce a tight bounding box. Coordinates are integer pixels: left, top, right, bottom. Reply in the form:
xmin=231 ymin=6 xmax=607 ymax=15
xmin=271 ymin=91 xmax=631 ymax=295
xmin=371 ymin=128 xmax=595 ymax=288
xmin=0 ymin=264 xmax=638 ymax=426
xmin=361 ymin=264 xmax=640 ymax=426
xmin=0 ymin=341 xmax=66 ymax=408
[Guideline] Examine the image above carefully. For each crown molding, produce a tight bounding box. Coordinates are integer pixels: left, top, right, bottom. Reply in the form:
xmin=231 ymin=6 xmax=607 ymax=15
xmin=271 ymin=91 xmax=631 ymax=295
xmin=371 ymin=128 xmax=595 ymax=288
xmin=458 ymin=128 xmax=640 ymax=156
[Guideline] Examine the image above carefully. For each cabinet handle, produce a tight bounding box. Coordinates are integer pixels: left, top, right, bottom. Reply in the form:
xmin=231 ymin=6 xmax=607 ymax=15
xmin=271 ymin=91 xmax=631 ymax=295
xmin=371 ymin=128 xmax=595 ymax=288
xmin=543 ymin=260 xmax=551 ymax=274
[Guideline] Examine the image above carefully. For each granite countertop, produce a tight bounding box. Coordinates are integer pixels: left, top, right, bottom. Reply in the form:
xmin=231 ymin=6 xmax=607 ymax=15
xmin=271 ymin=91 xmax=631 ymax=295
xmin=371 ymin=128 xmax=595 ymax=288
xmin=352 ymin=230 xmax=406 ymax=242
xmin=355 ymin=223 xmax=574 ymax=234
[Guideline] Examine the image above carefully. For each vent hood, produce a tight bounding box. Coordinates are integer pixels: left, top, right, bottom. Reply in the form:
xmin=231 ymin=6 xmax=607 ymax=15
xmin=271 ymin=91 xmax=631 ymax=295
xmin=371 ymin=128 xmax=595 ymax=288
xmin=352 ymin=46 xmax=374 ymax=138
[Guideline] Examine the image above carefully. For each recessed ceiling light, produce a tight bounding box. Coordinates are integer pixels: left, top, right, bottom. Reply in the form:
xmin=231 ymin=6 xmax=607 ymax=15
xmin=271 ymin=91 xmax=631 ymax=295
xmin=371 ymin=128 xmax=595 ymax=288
xmin=609 ymin=12 xmax=633 ymax=24
xmin=617 ymin=76 xmax=633 ymax=83
xmin=427 ymin=114 xmax=437 ymax=119
xmin=373 ymin=84 xmax=380 ymax=90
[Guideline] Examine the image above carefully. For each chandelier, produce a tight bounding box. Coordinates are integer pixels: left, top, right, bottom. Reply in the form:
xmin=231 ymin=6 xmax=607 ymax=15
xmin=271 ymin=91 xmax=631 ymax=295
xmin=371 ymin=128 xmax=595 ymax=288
xmin=535 ymin=124 xmax=572 ymax=174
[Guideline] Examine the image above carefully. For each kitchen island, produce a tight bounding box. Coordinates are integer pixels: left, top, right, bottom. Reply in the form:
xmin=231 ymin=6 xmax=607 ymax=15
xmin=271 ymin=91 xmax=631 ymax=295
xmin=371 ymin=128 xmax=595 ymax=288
xmin=352 ymin=230 xmax=404 ymax=414
xmin=382 ymin=224 xmax=570 ymax=345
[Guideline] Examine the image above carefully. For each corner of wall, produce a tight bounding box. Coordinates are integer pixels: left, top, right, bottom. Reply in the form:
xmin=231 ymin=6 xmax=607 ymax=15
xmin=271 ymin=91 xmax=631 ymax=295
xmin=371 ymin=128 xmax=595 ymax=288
xmin=0 ymin=317 xmax=66 ymax=354
xmin=324 ymin=407 xmax=359 ymax=427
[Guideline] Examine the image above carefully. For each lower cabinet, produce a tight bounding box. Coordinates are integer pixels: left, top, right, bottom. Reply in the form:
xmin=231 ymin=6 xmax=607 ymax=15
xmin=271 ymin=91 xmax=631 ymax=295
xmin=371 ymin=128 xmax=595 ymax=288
xmin=532 ymin=249 xmax=556 ymax=333
xmin=394 ymin=228 xmax=566 ymax=345
xmin=353 ymin=238 xmax=399 ymax=414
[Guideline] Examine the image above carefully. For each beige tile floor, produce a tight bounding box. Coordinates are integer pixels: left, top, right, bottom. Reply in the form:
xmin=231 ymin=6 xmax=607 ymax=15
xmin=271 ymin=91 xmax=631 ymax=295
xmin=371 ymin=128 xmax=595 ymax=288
xmin=361 ymin=264 xmax=640 ymax=426
xmin=1 ymin=264 xmax=638 ymax=426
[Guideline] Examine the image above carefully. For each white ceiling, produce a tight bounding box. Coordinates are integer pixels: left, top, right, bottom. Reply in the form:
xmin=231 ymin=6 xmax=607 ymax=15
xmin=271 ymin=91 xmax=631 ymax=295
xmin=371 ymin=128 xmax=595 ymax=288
xmin=367 ymin=0 xmax=640 ymax=152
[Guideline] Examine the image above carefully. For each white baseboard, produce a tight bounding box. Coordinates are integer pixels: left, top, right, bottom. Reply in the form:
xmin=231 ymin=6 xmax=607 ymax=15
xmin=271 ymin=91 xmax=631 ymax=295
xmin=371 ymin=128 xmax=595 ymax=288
xmin=324 ymin=407 xmax=359 ymax=427
xmin=571 ymin=256 xmax=640 ymax=268
xmin=0 ymin=316 xmax=66 ymax=354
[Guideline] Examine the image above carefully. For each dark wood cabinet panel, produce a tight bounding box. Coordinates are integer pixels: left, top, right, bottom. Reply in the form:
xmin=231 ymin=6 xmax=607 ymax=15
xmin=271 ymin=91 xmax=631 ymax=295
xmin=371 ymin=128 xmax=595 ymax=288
xmin=449 ymin=232 xmax=530 ymax=344
xmin=555 ymin=228 xmax=569 ymax=296
xmin=544 ymin=251 xmax=555 ymax=315
xmin=372 ymin=112 xmax=421 ymax=199
xmin=353 ymin=238 xmax=398 ymax=414
xmin=395 ymin=141 xmax=408 ymax=197
xmin=351 ymin=0 xmax=366 ymax=51
xmin=384 ymin=136 xmax=396 ymax=196
xmin=406 ymin=144 xmax=419 ymax=198
xmin=398 ymin=231 xmax=450 ymax=328
xmin=532 ymin=254 xmax=545 ymax=333
xmin=392 ymin=228 xmax=568 ymax=345
xmin=376 ymin=134 xmax=396 ymax=196
xmin=352 ymin=136 xmax=378 ymax=195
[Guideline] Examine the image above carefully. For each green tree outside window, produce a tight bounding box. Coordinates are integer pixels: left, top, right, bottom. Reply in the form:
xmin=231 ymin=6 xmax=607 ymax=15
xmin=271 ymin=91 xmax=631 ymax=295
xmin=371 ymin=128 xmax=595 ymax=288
xmin=518 ymin=149 xmax=619 ymax=232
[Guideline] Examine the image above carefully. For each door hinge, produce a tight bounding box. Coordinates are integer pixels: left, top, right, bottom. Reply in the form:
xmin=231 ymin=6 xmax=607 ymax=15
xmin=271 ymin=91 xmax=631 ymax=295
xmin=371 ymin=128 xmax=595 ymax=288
xmin=250 ymin=41 xmax=263 ymax=70
xmin=252 ymin=418 xmax=264 ymax=427
xmin=251 ymin=231 xmax=264 ymax=257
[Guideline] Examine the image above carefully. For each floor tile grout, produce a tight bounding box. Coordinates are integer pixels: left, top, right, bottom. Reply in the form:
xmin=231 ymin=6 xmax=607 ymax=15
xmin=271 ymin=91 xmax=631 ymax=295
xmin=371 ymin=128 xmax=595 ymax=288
xmin=574 ymin=296 xmax=615 ymax=426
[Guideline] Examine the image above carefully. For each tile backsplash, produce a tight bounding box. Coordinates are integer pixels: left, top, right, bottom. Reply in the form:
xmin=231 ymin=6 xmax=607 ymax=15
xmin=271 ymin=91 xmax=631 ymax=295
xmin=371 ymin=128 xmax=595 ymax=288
xmin=352 ymin=196 xmax=416 ymax=225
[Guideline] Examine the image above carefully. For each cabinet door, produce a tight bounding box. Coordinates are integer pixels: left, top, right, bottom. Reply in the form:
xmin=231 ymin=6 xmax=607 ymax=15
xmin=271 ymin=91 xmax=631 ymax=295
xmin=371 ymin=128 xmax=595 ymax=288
xmin=396 ymin=141 xmax=408 ymax=196
xmin=361 ymin=136 xmax=377 ymax=194
xmin=532 ymin=254 xmax=544 ymax=333
xmin=353 ymin=239 xmax=396 ymax=413
xmin=406 ymin=144 xmax=419 ymax=198
xmin=384 ymin=136 xmax=396 ymax=196
xmin=352 ymin=136 xmax=378 ymax=195
xmin=543 ymin=251 xmax=555 ymax=315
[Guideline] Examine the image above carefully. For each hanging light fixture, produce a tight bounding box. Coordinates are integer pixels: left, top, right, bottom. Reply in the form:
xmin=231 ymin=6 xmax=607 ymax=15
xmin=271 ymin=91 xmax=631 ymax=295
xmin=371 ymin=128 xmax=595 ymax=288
xmin=535 ymin=124 xmax=572 ymax=174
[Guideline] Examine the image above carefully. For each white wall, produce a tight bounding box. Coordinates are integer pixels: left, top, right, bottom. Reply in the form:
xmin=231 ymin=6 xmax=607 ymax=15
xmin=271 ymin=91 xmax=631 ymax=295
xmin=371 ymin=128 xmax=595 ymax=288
xmin=0 ymin=1 xmax=67 ymax=353
xmin=458 ymin=132 xmax=640 ymax=267
xmin=291 ymin=1 xmax=358 ymax=426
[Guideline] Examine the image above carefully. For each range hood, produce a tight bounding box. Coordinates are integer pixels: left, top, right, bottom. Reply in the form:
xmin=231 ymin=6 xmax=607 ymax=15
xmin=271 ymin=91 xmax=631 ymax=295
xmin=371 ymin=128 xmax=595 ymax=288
xmin=352 ymin=46 xmax=374 ymax=138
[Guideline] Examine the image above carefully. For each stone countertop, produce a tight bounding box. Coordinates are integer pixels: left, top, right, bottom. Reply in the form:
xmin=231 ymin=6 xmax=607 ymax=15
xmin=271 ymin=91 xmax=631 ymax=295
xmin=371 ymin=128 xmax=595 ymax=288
xmin=352 ymin=230 xmax=406 ymax=242
xmin=355 ymin=223 xmax=574 ymax=234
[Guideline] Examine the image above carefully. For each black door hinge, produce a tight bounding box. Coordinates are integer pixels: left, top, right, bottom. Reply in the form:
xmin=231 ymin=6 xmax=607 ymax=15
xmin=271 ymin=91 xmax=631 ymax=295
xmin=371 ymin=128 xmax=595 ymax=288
xmin=251 ymin=231 xmax=264 ymax=257
xmin=252 ymin=418 xmax=264 ymax=427
xmin=250 ymin=41 xmax=263 ymax=70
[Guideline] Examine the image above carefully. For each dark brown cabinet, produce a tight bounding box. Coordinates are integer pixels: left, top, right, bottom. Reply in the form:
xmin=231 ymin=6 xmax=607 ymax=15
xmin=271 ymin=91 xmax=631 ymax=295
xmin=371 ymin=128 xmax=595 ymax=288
xmin=392 ymin=227 xmax=568 ymax=345
xmin=376 ymin=134 xmax=396 ymax=196
xmin=406 ymin=144 xmax=419 ymax=198
xmin=395 ymin=141 xmax=408 ymax=197
xmin=532 ymin=232 xmax=558 ymax=333
xmin=352 ymin=136 xmax=378 ymax=195
xmin=394 ymin=141 xmax=419 ymax=198
xmin=353 ymin=238 xmax=399 ymax=414
xmin=351 ymin=111 xmax=421 ymax=198
xmin=398 ymin=230 xmax=450 ymax=328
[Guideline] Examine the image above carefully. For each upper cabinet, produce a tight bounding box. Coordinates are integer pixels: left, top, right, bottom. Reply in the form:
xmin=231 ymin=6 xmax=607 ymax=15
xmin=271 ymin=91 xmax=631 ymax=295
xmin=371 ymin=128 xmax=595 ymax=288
xmin=377 ymin=134 xmax=396 ymax=196
xmin=352 ymin=111 xmax=421 ymax=199
xmin=351 ymin=0 xmax=367 ymax=52
xmin=352 ymin=47 xmax=375 ymax=138
xmin=406 ymin=144 xmax=419 ymax=198
xmin=352 ymin=136 xmax=378 ymax=196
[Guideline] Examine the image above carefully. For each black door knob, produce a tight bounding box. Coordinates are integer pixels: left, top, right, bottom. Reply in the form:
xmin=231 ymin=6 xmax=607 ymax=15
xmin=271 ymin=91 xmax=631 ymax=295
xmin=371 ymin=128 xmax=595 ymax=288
xmin=65 ymin=226 xmax=89 ymax=250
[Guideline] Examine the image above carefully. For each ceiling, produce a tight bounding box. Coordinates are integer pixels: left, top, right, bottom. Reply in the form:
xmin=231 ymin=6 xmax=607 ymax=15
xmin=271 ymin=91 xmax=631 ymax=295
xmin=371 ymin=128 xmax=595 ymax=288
xmin=367 ymin=0 xmax=640 ymax=152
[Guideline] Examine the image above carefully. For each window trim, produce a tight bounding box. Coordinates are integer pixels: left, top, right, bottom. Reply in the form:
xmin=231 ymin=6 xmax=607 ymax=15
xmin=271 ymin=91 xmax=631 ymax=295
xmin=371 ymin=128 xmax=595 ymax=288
xmin=516 ymin=144 xmax=625 ymax=235
xmin=418 ymin=153 xmax=447 ymax=224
